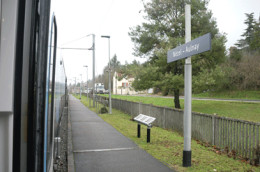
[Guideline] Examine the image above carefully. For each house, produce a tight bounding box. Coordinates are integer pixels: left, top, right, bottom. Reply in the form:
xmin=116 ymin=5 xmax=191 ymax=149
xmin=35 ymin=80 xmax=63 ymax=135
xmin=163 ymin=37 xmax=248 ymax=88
xmin=113 ymin=72 xmax=139 ymax=95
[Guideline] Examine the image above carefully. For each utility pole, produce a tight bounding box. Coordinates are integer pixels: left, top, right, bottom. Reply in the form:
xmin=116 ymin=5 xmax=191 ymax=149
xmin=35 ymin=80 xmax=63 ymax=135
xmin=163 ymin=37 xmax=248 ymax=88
xmin=101 ymin=35 xmax=112 ymax=114
xmin=85 ymin=34 xmax=96 ymax=107
xmin=183 ymin=2 xmax=192 ymax=167
xmin=61 ymin=34 xmax=96 ymax=106
xmin=73 ymin=77 xmax=77 ymax=94
xmin=83 ymin=65 xmax=88 ymax=103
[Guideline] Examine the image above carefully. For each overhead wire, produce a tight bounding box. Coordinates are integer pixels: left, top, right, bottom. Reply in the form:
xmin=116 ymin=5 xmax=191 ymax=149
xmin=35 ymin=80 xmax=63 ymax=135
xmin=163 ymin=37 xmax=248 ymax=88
xmin=95 ymin=0 xmax=115 ymax=78
xmin=61 ymin=35 xmax=89 ymax=46
xmin=60 ymin=0 xmax=116 ymax=81
xmin=61 ymin=0 xmax=115 ymax=47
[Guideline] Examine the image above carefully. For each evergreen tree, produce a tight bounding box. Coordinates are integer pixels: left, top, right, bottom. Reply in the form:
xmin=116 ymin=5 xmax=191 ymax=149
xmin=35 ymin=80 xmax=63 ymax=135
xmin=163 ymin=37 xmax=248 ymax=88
xmin=229 ymin=46 xmax=242 ymax=61
xmin=119 ymin=60 xmax=142 ymax=79
xmin=250 ymin=16 xmax=260 ymax=51
xmin=129 ymin=0 xmax=226 ymax=108
xmin=102 ymin=54 xmax=121 ymax=90
xmin=110 ymin=54 xmax=121 ymax=70
xmin=236 ymin=13 xmax=256 ymax=49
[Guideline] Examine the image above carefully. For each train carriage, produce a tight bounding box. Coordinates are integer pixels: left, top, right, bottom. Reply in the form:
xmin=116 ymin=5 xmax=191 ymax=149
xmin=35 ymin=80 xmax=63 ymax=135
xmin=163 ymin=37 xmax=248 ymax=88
xmin=0 ymin=0 xmax=67 ymax=171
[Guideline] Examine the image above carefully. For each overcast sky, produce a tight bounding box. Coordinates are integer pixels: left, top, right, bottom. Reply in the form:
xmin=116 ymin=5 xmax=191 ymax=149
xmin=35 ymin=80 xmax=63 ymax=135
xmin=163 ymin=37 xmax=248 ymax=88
xmin=52 ymin=0 xmax=259 ymax=84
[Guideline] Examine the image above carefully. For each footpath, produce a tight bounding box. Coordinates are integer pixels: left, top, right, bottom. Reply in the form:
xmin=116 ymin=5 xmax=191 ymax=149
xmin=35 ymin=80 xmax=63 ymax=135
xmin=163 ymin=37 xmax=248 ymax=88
xmin=68 ymin=95 xmax=173 ymax=172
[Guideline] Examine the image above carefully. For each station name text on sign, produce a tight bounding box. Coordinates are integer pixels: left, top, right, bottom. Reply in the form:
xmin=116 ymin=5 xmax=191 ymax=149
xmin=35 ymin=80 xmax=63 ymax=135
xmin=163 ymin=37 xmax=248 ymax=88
xmin=167 ymin=33 xmax=211 ymax=63
xmin=172 ymin=44 xmax=200 ymax=57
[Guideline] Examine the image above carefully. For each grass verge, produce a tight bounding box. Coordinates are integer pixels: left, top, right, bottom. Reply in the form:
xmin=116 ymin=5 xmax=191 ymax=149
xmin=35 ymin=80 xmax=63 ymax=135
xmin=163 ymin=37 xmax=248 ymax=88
xmin=193 ymin=90 xmax=260 ymax=100
xmin=74 ymin=95 xmax=259 ymax=172
xmin=101 ymin=94 xmax=260 ymax=122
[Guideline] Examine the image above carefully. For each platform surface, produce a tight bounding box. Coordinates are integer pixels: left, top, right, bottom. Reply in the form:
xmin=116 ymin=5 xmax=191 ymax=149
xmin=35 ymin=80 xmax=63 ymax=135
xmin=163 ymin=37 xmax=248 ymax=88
xmin=69 ymin=95 xmax=174 ymax=172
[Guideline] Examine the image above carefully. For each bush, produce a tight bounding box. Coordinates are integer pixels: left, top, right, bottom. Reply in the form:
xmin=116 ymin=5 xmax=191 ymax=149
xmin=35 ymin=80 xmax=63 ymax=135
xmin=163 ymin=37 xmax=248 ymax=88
xmin=161 ymin=87 xmax=169 ymax=96
xmin=226 ymin=52 xmax=260 ymax=90
xmin=100 ymin=107 xmax=108 ymax=114
xmin=193 ymin=52 xmax=260 ymax=93
xmin=236 ymin=52 xmax=260 ymax=89
xmin=193 ymin=66 xmax=228 ymax=93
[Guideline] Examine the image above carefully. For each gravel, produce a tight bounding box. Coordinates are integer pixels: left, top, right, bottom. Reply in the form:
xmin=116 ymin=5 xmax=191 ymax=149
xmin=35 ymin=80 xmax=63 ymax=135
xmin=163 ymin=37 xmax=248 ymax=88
xmin=54 ymin=108 xmax=68 ymax=172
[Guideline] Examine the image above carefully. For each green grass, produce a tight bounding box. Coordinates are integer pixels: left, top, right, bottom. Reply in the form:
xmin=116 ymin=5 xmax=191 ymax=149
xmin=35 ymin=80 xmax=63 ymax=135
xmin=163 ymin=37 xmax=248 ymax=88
xmin=193 ymin=90 xmax=260 ymax=100
xmin=192 ymin=101 xmax=260 ymax=122
xmin=74 ymin=95 xmax=259 ymax=171
xmin=101 ymin=112 xmax=259 ymax=172
xmin=74 ymin=94 xmax=99 ymax=112
xmin=101 ymin=94 xmax=260 ymax=122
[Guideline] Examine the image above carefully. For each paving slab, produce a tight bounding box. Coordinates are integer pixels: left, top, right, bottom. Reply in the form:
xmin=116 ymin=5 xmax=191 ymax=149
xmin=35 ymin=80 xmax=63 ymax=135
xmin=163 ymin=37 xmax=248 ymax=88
xmin=69 ymin=95 xmax=174 ymax=172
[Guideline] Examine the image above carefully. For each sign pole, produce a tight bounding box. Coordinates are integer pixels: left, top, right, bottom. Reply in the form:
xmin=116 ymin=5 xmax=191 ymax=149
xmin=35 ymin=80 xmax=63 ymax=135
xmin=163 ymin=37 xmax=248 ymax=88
xmin=166 ymin=3 xmax=210 ymax=167
xmin=93 ymin=34 xmax=96 ymax=107
xmin=183 ymin=3 xmax=192 ymax=167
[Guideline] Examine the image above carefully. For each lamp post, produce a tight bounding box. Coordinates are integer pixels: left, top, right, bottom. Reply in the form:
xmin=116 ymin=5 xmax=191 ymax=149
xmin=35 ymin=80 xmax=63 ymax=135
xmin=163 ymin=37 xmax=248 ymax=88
xmin=80 ymin=74 xmax=82 ymax=99
xmin=83 ymin=65 xmax=89 ymax=103
xmin=73 ymin=77 xmax=77 ymax=94
xmin=101 ymin=35 xmax=112 ymax=114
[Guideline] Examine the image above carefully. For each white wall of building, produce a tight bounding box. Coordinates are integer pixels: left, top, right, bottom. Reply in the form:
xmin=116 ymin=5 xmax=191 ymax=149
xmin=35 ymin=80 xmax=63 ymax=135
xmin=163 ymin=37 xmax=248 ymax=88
xmin=113 ymin=72 xmax=146 ymax=95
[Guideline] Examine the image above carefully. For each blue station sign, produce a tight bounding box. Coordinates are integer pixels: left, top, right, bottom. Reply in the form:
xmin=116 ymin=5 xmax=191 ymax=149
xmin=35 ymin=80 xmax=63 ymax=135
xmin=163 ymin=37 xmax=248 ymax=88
xmin=167 ymin=33 xmax=211 ymax=63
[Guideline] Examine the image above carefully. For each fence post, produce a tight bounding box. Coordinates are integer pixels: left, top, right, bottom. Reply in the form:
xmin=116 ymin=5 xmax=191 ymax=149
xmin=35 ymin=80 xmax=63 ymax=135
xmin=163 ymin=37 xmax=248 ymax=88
xmin=163 ymin=107 xmax=166 ymax=129
xmin=149 ymin=104 xmax=152 ymax=116
xmin=212 ymin=115 xmax=215 ymax=145
xmin=252 ymin=125 xmax=255 ymax=161
xmin=249 ymin=124 xmax=251 ymax=160
xmin=96 ymin=96 xmax=97 ymax=113
xmin=120 ymin=99 xmax=122 ymax=111
xmin=89 ymin=94 xmax=91 ymax=107
xmin=139 ymin=102 xmax=141 ymax=114
xmin=257 ymin=125 xmax=259 ymax=164
xmin=245 ymin=123 xmax=248 ymax=158
xmin=97 ymin=98 xmax=99 ymax=114
xmin=131 ymin=101 xmax=133 ymax=116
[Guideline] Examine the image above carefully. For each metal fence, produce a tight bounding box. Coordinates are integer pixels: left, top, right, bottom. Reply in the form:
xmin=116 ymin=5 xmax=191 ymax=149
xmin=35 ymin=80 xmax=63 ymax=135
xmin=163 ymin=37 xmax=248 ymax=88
xmin=90 ymin=94 xmax=260 ymax=163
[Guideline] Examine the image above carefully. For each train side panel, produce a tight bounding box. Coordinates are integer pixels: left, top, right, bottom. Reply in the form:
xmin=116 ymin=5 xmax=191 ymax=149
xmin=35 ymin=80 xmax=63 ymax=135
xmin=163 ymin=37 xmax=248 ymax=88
xmin=0 ymin=0 xmax=19 ymax=171
xmin=0 ymin=0 xmax=67 ymax=171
